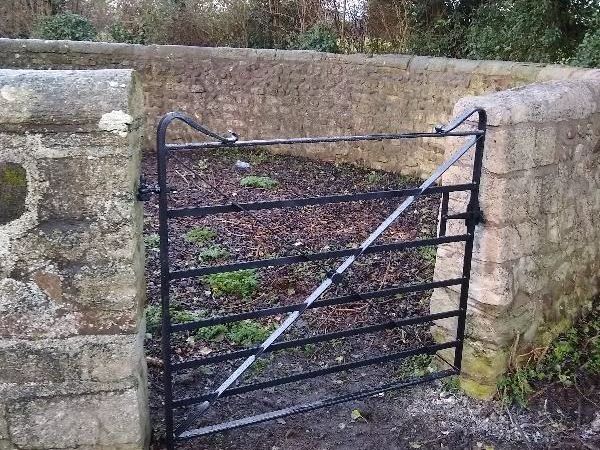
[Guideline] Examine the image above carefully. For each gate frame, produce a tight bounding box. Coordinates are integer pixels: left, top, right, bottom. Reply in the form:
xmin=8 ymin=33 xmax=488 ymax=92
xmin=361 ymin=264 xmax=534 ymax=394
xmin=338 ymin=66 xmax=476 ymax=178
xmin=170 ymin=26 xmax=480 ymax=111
xmin=143 ymin=108 xmax=486 ymax=449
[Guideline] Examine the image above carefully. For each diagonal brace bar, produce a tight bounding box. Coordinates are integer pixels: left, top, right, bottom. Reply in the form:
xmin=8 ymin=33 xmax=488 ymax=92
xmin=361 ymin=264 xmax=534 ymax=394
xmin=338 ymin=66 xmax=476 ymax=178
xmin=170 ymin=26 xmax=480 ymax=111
xmin=173 ymin=134 xmax=480 ymax=436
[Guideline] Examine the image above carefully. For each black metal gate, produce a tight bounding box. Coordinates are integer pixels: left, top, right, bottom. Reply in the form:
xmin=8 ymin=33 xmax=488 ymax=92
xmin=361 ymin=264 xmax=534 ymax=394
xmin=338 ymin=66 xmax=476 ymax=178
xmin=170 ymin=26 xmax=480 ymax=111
xmin=143 ymin=108 xmax=486 ymax=449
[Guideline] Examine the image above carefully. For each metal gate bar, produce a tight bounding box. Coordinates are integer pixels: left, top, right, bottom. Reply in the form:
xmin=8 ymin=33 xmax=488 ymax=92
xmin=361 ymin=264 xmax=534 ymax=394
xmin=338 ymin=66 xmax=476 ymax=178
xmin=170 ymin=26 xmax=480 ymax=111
xmin=147 ymin=108 xmax=487 ymax=449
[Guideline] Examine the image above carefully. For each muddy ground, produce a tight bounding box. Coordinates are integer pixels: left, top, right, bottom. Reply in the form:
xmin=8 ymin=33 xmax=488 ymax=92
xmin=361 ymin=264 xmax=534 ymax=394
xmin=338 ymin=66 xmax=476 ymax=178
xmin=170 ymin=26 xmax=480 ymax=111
xmin=142 ymin=148 xmax=600 ymax=450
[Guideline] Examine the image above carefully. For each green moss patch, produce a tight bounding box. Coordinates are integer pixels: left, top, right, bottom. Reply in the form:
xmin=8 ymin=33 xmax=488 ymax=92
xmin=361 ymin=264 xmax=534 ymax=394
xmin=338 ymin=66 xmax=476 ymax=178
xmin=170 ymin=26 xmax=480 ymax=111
xmin=0 ymin=163 xmax=27 ymax=225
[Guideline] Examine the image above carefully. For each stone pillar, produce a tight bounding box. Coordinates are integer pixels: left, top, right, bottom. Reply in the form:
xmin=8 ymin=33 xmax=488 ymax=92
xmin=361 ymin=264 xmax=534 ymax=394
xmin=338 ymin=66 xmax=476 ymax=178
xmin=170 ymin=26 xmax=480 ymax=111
xmin=431 ymin=79 xmax=600 ymax=398
xmin=0 ymin=69 xmax=149 ymax=449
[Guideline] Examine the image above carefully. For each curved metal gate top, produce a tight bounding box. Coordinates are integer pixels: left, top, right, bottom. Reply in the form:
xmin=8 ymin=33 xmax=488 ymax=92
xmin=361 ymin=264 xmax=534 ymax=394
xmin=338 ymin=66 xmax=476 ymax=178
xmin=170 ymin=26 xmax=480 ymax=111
xmin=141 ymin=109 xmax=486 ymax=449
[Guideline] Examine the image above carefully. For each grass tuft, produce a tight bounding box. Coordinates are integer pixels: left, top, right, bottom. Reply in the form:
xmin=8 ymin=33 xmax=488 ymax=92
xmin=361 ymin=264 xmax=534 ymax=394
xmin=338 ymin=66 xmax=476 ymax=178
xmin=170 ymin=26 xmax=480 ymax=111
xmin=198 ymin=244 xmax=230 ymax=261
xmin=203 ymin=269 xmax=259 ymax=300
xmin=184 ymin=227 xmax=217 ymax=246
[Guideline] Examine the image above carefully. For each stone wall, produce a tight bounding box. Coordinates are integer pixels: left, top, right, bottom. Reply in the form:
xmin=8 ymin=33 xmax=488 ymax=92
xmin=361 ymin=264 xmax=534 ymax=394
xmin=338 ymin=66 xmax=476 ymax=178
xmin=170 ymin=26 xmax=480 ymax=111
xmin=431 ymin=79 xmax=600 ymax=398
xmin=0 ymin=69 xmax=149 ymax=449
xmin=0 ymin=39 xmax=597 ymax=177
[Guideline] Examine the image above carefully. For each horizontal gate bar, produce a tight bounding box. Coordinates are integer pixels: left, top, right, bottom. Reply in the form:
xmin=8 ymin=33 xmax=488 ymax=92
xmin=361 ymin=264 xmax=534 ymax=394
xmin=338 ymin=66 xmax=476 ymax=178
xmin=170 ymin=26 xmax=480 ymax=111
xmin=167 ymin=129 xmax=484 ymax=151
xmin=170 ymin=234 xmax=470 ymax=280
xmin=177 ymin=368 xmax=456 ymax=439
xmin=172 ymin=340 xmax=458 ymax=408
xmin=171 ymin=277 xmax=465 ymax=332
xmin=167 ymin=183 xmax=475 ymax=218
xmin=172 ymin=309 xmax=461 ymax=370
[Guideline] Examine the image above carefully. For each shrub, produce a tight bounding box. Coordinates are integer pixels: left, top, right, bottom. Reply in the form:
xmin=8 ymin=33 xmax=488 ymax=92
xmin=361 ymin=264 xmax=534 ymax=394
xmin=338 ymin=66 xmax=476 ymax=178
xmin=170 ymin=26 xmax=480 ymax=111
xmin=289 ymin=23 xmax=339 ymax=53
xmin=466 ymin=0 xmax=586 ymax=63
xmin=203 ymin=269 xmax=259 ymax=299
xmin=571 ymin=15 xmax=600 ymax=67
xmin=107 ymin=21 xmax=145 ymax=44
xmin=34 ymin=13 xmax=96 ymax=41
xmin=240 ymin=176 xmax=278 ymax=189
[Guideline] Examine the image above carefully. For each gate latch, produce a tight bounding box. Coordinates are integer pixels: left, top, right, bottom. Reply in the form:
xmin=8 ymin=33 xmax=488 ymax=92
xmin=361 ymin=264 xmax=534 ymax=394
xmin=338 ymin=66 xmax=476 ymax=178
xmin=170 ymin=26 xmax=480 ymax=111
xmin=137 ymin=177 xmax=161 ymax=201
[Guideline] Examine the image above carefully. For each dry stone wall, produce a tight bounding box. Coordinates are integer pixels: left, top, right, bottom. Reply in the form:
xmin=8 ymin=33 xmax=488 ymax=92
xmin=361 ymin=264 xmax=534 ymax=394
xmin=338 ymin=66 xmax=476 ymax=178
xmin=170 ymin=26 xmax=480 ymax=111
xmin=0 ymin=39 xmax=596 ymax=178
xmin=432 ymin=79 xmax=600 ymax=398
xmin=0 ymin=69 xmax=149 ymax=449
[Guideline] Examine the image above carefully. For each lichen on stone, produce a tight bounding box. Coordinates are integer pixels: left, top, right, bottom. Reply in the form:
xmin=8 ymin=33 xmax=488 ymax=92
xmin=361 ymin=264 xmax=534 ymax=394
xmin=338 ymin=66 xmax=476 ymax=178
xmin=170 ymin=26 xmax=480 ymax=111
xmin=98 ymin=110 xmax=133 ymax=137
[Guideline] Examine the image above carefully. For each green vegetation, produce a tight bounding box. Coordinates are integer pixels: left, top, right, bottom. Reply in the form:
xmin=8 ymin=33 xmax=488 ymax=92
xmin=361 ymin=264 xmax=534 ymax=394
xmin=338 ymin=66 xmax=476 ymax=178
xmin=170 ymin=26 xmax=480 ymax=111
xmin=145 ymin=305 xmax=162 ymax=334
xmin=184 ymin=227 xmax=217 ymax=246
xmin=34 ymin=12 xmax=96 ymax=41
xmin=145 ymin=304 xmax=199 ymax=334
xmin=9 ymin=1 xmax=600 ymax=67
xmin=418 ymin=246 xmax=438 ymax=265
xmin=365 ymin=171 xmax=383 ymax=185
xmin=396 ymin=354 xmax=433 ymax=378
xmin=198 ymin=244 xmax=230 ymax=262
xmin=498 ymin=304 xmax=600 ymax=407
xmin=289 ymin=23 xmax=339 ymax=53
xmin=196 ymin=320 xmax=274 ymax=347
xmin=0 ymin=163 xmax=27 ymax=225
xmin=240 ymin=176 xmax=279 ymax=189
xmin=571 ymin=14 xmax=600 ymax=68
xmin=203 ymin=269 xmax=260 ymax=300
xmin=144 ymin=233 xmax=160 ymax=249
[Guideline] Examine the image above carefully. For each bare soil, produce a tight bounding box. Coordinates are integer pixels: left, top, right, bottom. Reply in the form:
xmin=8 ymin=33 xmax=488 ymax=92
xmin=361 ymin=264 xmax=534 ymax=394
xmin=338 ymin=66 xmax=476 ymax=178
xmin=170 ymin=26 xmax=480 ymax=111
xmin=142 ymin=148 xmax=600 ymax=450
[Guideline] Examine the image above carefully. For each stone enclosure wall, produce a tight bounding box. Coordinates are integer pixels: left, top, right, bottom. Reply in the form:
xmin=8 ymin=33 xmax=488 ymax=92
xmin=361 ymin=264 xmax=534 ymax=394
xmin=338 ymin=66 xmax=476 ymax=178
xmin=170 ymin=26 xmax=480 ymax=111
xmin=0 ymin=69 xmax=148 ymax=449
xmin=0 ymin=39 xmax=600 ymax=448
xmin=0 ymin=38 xmax=597 ymax=178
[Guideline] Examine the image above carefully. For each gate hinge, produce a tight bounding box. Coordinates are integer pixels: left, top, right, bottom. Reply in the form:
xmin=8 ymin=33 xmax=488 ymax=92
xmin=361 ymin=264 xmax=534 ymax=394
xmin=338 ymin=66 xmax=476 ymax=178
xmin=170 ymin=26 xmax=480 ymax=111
xmin=443 ymin=207 xmax=484 ymax=226
xmin=137 ymin=178 xmax=161 ymax=201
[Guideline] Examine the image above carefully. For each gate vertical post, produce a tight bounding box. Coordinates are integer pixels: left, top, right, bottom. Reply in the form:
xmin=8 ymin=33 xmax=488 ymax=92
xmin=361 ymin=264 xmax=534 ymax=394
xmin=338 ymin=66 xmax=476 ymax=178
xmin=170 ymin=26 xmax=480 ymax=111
xmin=453 ymin=110 xmax=486 ymax=370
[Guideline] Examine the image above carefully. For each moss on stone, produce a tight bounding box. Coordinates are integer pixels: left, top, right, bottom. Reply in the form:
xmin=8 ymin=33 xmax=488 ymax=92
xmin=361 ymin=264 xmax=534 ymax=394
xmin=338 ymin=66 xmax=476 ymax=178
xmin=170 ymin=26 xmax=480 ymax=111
xmin=0 ymin=162 xmax=27 ymax=225
xmin=459 ymin=377 xmax=497 ymax=400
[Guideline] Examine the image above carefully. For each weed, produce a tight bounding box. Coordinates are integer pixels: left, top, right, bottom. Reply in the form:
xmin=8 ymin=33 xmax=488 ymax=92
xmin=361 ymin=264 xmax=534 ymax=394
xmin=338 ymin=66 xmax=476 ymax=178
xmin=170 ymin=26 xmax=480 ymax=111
xmin=145 ymin=305 xmax=198 ymax=334
xmin=196 ymin=159 xmax=209 ymax=171
xmin=145 ymin=305 xmax=162 ymax=334
xmin=195 ymin=320 xmax=274 ymax=348
xmin=247 ymin=148 xmax=274 ymax=165
xmin=497 ymin=301 xmax=600 ymax=406
xmin=498 ymin=367 xmax=537 ymax=407
xmin=240 ymin=175 xmax=278 ymax=189
xmin=395 ymin=354 xmax=433 ymax=378
xmin=184 ymin=227 xmax=217 ymax=246
xmin=198 ymin=244 xmax=230 ymax=261
xmin=227 ymin=320 xmax=274 ymax=346
xmin=366 ymin=171 xmax=383 ymax=185
xmin=441 ymin=375 xmax=461 ymax=393
xmin=203 ymin=269 xmax=259 ymax=300
xmin=170 ymin=309 xmax=199 ymax=324
xmin=196 ymin=324 xmax=228 ymax=341
xmin=418 ymin=246 xmax=438 ymax=265
xmin=144 ymin=233 xmax=160 ymax=249
xmin=303 ymin=343 xmax=317 ymax=354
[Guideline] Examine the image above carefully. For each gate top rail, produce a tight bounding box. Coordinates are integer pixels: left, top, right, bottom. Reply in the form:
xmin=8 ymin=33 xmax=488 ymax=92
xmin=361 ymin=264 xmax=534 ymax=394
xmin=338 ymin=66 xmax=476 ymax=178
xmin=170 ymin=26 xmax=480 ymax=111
xmin=161 ymin=108 xmax=484 ymax=152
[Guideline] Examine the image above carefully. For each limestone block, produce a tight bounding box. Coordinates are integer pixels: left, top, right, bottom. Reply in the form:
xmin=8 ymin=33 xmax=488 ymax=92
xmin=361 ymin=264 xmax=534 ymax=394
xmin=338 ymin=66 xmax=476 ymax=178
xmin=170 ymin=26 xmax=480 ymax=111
xmin=7 ymin=388 xmax=148 ymax=450
xmin=0 ymin=69 xmax=142 ymax=131
xmin=0 ymin=331 xmax=144 ymax=384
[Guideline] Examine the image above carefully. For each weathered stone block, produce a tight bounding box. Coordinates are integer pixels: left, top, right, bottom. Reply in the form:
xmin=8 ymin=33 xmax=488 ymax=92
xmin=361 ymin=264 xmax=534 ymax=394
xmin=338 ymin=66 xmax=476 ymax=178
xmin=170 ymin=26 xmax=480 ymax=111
xmin=0 ymin=331 xmax=144 ymax=384
xmin=7 ymin=388 xmax=148 ymax=449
